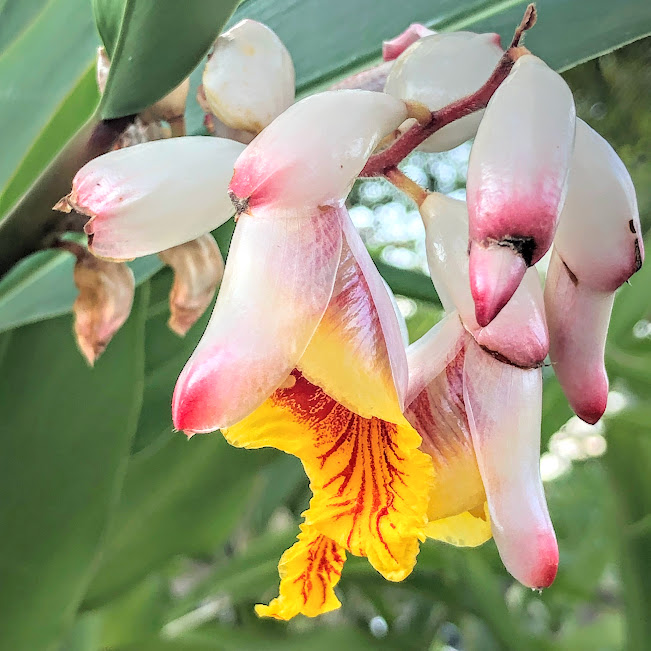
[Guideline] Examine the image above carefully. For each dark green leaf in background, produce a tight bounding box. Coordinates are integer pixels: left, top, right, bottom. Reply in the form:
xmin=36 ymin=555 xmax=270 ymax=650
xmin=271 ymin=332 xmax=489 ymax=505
xmin=0 ymin=284 xmax=148 ymax=651
xmin=94 ymin=0 xmax=242 ymax=119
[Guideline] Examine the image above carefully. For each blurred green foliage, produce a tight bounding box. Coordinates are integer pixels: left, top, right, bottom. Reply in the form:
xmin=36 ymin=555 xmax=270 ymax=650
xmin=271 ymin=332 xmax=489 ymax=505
xmin=0 ymin=1 xmax=649 ymax=650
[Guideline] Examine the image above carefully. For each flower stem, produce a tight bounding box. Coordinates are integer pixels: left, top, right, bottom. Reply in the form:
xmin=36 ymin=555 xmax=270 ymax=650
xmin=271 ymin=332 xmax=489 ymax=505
xmin=359 ymin=3 xmax=537 ymax=178
xmin=385 ymin=167 xmax=428 ymax=206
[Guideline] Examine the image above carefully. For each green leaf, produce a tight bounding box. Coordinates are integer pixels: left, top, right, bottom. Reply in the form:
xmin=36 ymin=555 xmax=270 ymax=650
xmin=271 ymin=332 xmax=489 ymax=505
xmin=0 ymin=251 xmax=162 ymax=335
xmin=0 ymin=285 xmax=148 ymax=651
xmin=0 ymin=0 xmax=98 ymax=216
xmin=233 ymin=0 xmax=651 ymax=93
xmin=95 ymin=0 xmax=241 ymax=119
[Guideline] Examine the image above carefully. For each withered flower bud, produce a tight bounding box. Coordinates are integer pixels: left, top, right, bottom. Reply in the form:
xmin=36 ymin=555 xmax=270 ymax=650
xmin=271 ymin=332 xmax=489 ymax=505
xmin=158 ymin=233 xmax=224 ymax=336
xmin=72 ymin=251 xmax=135 ymax=365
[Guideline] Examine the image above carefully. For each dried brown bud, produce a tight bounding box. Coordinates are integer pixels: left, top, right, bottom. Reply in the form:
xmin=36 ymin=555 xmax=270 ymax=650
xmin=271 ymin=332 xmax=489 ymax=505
xmin=96 ymin=47 xmax=110 ymax=94
xmin=158 ymin=233 xmax=224 ymax=336
xmin=73 ymin=252 xmax=135 ymax=365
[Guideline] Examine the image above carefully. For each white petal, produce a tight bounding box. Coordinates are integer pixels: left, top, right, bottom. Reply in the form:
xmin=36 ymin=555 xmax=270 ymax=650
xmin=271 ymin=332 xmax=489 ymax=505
xmin=172 ymin=206 xmax=343 ymax=432
xmin=385 ymin=32 xmax=503 ymax=152
xmin=203 ymin=20 xmax=295 ymax=134
xmin=467 ymin=54 xmax=576 ymax=322
xmin=63 ymin=137 xmax=245 ymax=260
xmin=545 ymin=248 xmax=612 ymax=424
xmin=463 ymin=340 xmax=558 ymax=589
xmin=420 ymin=193 xmax=548 ymax=367
xmin=555 ymin=118 xmax=643 ymax=291
xmin=229 ymin=90 xmax=408 ymax=216
xmin=405 ymin=311 xmax=465 ymax=406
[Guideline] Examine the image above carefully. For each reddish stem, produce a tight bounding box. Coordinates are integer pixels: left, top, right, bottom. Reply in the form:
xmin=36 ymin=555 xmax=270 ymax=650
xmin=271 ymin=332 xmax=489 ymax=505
xmin=360 ymin=3 xmax=537 ymax=178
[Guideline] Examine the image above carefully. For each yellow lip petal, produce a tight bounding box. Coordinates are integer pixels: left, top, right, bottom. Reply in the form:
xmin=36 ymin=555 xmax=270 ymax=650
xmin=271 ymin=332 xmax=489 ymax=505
xmin=255 ymin=525 xmax=346 ymax=620
xmin=425 ymin=503 xmax=491 ymax=547
xmin=225 ymin=371 xmax=433 ymax=583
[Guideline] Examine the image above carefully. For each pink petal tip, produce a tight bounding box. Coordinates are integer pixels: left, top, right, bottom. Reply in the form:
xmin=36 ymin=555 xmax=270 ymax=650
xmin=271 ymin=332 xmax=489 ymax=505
xmin=382 ymin=23 xmax=434 ymax=61
xmin=469 ymin=244 xmax=528 ymax=326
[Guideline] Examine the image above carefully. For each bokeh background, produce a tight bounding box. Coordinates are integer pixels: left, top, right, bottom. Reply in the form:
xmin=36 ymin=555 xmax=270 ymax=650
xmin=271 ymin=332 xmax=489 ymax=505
xmin=0 ymin=1 xmax=650 ymax=650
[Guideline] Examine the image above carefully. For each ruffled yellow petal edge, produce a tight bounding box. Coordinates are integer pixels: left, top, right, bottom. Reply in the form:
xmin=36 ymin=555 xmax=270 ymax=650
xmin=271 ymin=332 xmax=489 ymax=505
xmin=255 ymin=524 xmax=346 ymax=620
xmin=225 ymin=370 xmax=434 ymax=617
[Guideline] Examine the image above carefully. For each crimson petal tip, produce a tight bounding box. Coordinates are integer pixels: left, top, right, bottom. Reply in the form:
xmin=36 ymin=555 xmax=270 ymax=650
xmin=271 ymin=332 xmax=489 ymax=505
xmin=469 ymin=244 xmax=527 ymax=326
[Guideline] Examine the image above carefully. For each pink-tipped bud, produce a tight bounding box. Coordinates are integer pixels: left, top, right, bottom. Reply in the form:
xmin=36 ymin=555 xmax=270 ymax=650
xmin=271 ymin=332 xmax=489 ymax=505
xmin=229 ymin=90 xmax=407 ymax=216
xmin=158 ymin=234 xmax=224 ymax=336
xmin=72 ymin=252 xmax=135 ymax=365
xmin=382 ymin=23 xmax=435 ymax=61
xmin=467 ymin=55 xmax=576 ymax=322
xmin=420 ymin=193 xmax=548 ymax=367
xmin=555 ymin=119 xmax=643 ymax=292
xmin=54 ymin=137 xmax=245 ymax=261
xmin=545 ymin=248 xmax=611 ymax=424
xmin=385 ymin=32 xmax=503 ymax=152
xmin=469 ymin=243 xmax=528 ymax=327
xmin=202 ymin=20 xmax=295 ymax=135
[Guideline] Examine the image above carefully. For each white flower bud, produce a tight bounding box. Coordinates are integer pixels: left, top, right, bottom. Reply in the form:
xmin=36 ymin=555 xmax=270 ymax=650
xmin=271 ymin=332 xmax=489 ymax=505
xmin=384 ymin=32 xmax=503 ymax=151
xmin=202 ymin=20 xmax=295 ymax=135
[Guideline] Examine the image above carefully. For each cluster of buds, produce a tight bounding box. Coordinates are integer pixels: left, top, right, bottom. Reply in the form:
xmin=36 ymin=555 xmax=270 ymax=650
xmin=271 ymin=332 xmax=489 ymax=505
xmin=53 ymin=5 xmax=643 ymax=620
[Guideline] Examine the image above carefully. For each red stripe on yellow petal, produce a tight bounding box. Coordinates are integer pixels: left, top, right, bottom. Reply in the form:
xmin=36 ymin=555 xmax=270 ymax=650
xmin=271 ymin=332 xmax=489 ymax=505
xmin=225 ymin=371 xmax=433 ymax=582
xmin=256 ymin=525 xmax=346 ymax=620
xmin=406 ymin=342 xmax=486 ymax=523
xmin=299 ymin=216 xmax=407 ymax=423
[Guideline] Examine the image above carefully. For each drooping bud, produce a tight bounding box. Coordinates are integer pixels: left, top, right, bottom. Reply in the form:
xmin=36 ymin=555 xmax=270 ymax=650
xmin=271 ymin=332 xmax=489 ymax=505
xmin=544 ymin=249 xmax=612 ymax=424
xmin=420 ymin=192 xmax=548 ymax=368
xmin=72 ymin=251 xmax=135 ymax=365
xmin=463 ymin=341 xmax=558 ymax=589
xmin=554 ymin=118 xmax=644 ymax=292
xmin=466 ymin=54 xmax=576 ymax=325
xmin=382 ymin=23 xmax=435 ymax=62
xmin=384 ymin=32 xmax=503 ymax=152
xmin=229 ymin=90 xmax=408 ymax=216
xmin=54 ymin=137 xmax=245 ymax=260
xmin=158 ymin=233 xmax=224 ymax=336
xmin=202 ymin=20 xmax=295 ymax=135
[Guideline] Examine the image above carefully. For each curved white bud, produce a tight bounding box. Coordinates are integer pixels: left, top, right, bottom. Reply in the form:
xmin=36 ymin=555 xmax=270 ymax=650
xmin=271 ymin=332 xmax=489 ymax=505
xmin=467 ymin=54 xmax=576 ymax=325
xmin=56 ymin=137 xmax=245 ymax=260
xmin=555 ymin=118 xmax=643 ymax=292
xmin=463 ymin=341 xmax=558 ymax=589
xmin=229 ymin=90 xmax=408 ymax=216
xmin=203 ymin=19 xmax=295 ymax=135
xmin=545 ymin=248 xmax=612 ymax=424
xmin=385 ymin=32 xmax=503 ymax=152
xmin=420 ymin=193 xmax=548 ymax=368
xmin=382 ymin=23 xmax=435 ymax=62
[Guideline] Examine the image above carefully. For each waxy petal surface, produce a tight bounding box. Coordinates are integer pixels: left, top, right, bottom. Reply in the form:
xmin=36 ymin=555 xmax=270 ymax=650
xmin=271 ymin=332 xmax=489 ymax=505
xmin=385 ymin=32 xmax=503 ymax=152
xmin=203 ymin=20 xmax=295 ymax=134
xmin=467 ymin=54 xmax=576 ymax=322
xmin=60 ymin=137 xmax=245 ymax=260
xmin=173 ymin=207 xmax=343 ymax=432
xmin=256 ymin=525 xmax=345 ymax=620
xmin=555 ymin=118 xmax=644 ymax=292
xmin=229 ymin=90 xmax=407 ymax=216
xmin=225 ymin=371 xmax=433 ymax=582
xmin=420 ymin=193 xmax=548 ymax=367
xmin=299 ymin=213 xmax=408 ymax=421
xmin=463 ymin=342 xmax=558 ymax=589
xmin=545 ymin=248 xmax=612 ymax=424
